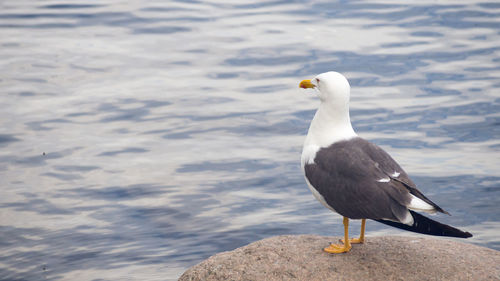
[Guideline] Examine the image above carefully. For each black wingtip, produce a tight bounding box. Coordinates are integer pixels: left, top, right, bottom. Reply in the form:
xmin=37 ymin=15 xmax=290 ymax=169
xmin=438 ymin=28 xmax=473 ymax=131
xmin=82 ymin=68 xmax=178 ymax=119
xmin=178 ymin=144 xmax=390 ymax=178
xmin=376 ymin=211 xmax=472 ymax=238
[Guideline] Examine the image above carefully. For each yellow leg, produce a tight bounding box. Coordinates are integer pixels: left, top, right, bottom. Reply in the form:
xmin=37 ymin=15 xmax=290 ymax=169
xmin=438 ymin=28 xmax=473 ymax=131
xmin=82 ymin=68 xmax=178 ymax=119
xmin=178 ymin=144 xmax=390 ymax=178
xmin=324 ymin=217 xmax=352 ymax=253
xmin=359 ymin=219 xmax=366 ymax=242
xmin=341 ymin=218 xmax=366 ymax=244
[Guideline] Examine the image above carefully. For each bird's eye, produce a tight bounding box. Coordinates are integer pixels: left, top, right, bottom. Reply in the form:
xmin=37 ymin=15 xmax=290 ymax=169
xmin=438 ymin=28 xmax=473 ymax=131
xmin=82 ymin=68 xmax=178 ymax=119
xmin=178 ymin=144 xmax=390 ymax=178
xmin=316 ymin=78 xmax=320 ymax=83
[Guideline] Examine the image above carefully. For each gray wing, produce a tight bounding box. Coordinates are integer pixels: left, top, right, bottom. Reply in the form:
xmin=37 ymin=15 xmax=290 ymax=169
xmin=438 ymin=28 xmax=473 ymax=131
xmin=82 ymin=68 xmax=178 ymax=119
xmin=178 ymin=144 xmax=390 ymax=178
xmin=304 ymin=137 xmax=446 ymax=222
xmin=357 ymin=138 xmax=448 ymax=214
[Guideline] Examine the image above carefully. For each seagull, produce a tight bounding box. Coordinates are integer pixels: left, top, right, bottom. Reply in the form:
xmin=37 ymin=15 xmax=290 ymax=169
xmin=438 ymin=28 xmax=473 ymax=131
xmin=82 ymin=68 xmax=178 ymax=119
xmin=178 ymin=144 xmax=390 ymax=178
xmin=299 ymin=71 xmax=472 ymax=254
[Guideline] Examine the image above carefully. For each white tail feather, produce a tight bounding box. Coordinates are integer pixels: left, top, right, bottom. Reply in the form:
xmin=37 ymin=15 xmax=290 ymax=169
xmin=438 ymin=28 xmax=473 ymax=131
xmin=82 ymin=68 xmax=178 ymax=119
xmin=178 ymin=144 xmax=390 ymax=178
xmin=408 ymin=194 xmax=436 ymax=213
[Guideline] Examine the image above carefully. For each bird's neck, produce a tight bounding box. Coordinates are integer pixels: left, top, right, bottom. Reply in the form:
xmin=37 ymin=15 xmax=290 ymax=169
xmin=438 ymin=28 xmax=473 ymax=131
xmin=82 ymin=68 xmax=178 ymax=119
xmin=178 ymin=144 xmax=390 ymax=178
xmin=304 ymin=102 xmax=357 ymax=149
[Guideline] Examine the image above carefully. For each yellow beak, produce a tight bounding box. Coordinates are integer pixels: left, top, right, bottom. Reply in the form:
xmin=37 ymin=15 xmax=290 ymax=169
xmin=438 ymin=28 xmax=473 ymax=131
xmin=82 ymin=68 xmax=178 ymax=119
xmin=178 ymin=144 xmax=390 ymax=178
xmin=299 ymin=79 xmax=316 ymax=89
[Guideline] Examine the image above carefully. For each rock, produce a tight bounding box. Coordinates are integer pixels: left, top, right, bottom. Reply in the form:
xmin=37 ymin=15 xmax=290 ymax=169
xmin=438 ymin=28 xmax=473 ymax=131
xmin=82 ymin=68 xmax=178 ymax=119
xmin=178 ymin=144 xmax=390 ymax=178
xmin=179 ymin=235 xmax=499 ymax=281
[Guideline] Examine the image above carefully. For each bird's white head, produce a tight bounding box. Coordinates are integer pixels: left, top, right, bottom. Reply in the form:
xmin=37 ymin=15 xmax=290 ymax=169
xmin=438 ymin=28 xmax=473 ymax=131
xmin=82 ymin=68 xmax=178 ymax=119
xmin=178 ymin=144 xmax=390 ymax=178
xmin=299 ymin=71 xmax=351 ymax=105
xmin=299 ymin=71 xmax=357 ymax=150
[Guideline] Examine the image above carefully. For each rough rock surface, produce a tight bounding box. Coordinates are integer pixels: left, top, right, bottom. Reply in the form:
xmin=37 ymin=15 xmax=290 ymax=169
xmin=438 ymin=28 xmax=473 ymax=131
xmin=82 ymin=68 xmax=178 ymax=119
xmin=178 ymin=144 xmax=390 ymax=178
xmin=179 ymin=235 xmax=499 ymax=281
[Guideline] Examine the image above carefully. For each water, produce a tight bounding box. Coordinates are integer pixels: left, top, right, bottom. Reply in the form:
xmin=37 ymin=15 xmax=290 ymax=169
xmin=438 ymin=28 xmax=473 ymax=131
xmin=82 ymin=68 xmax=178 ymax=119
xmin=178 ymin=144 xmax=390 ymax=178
xmin=0 ymin=0 xmax=499 ymax=280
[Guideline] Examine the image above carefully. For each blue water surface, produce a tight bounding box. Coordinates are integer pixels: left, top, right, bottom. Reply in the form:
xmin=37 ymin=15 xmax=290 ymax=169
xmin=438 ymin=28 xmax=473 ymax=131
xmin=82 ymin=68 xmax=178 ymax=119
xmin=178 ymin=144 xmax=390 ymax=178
xmin=0 ymin=1 xmax=499 ymax=280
